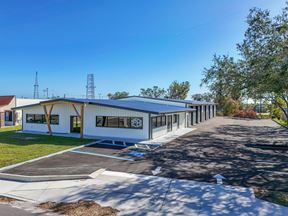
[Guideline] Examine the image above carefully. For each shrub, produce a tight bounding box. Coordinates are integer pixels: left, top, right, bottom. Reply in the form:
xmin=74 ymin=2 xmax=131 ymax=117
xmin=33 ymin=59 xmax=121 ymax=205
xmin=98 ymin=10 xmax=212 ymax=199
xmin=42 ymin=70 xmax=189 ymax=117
xmin=223 ymin=98 xmax=240 ymax=116
xmin=234 ymin=107 xmax=258 ymax=119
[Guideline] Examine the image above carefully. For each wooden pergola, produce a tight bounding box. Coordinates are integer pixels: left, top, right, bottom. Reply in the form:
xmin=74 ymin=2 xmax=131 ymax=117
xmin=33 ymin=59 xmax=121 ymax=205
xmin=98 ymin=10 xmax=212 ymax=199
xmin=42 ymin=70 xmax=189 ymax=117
xmin=40 ymin=100 xmax=85 ymax=138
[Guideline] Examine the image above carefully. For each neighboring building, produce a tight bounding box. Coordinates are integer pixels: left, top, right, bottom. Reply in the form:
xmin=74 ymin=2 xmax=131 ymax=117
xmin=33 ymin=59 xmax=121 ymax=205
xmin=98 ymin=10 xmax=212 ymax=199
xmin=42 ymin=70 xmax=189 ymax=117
xmin=119 ymin=96 xmax=217 ymax=127
xmin=0 ymin=95 xmax=45 ymax=128
xmin=14 ymin=97 xmax=216 ymax=140
xmin=14 ymin=98 xmax=196 ymax=140
xmin=0 ymin=96 xmax=16 ymax=127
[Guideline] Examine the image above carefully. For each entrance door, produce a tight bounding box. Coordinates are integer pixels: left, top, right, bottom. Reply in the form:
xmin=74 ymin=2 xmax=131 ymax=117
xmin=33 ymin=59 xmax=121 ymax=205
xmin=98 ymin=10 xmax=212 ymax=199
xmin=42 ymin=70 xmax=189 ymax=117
xmin=70 ymin=116 xmax=81 ymax=133
xmin=167 ymin=115 xmax=172 ymax=132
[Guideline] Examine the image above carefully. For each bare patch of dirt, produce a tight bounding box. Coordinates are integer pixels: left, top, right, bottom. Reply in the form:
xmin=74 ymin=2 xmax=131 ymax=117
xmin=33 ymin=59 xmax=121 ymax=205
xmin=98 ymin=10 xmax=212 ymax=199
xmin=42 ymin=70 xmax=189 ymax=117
xmin=0 ymin=196 xmax=19 ymax=203
xmin=38 ymin=200 xmax=119 ymax=216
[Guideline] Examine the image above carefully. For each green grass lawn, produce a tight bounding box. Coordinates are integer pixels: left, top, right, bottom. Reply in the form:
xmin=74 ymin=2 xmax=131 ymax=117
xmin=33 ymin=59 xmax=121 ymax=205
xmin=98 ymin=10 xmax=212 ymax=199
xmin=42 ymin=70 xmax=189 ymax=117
xmin=0 ymin=126 xmax=92 ymax=168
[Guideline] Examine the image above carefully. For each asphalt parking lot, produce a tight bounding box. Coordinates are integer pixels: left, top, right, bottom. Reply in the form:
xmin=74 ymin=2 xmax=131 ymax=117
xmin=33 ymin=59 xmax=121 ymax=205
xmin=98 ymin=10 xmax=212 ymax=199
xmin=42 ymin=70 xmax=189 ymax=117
xmin=144 ymin=117 xmax=288 ymax=191
xmin=2 ymin=117 xmax=288 ymax=192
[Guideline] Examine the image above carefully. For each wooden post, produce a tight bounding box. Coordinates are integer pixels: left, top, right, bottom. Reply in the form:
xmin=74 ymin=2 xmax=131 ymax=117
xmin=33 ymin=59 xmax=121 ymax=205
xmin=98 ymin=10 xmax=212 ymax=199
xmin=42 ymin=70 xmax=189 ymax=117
xmin=43 ymin=105 xmax=54 ymax=135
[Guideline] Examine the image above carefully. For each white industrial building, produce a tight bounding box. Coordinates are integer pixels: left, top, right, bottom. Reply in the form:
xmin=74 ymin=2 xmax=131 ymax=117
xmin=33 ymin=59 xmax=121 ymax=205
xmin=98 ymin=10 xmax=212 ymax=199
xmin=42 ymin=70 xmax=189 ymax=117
xmin=14 ymin=97 xmax=216 ymax=141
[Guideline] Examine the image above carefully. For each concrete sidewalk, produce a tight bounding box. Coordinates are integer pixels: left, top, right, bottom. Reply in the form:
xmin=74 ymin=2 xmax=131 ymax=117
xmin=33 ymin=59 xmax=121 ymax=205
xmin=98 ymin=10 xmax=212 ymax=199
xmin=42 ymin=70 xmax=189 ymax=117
xmin=1 ymin=171 xmax=287 ymax=216
xmin=140 ymin=128 xmax=196 ymax=145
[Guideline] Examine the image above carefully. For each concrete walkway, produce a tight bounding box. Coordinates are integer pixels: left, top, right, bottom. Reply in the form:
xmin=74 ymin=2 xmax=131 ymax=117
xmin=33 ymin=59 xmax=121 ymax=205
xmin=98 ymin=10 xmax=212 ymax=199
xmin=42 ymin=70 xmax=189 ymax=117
xmin=1 ymin=171 xmax=287 ymax=216
xmin=140 ymin=128 xmax=196 ymax=145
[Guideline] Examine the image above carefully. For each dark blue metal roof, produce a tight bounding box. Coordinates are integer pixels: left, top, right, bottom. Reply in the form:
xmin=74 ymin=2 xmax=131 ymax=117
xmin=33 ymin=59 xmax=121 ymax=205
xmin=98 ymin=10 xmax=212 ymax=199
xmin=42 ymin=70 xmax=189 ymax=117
xmin=14 ymin=98 xmax=195 ymax=114
xmin=70 ymin=98 xmax=195 ymax=114
xmin=121 ymin=96 xmax=216 ymax=105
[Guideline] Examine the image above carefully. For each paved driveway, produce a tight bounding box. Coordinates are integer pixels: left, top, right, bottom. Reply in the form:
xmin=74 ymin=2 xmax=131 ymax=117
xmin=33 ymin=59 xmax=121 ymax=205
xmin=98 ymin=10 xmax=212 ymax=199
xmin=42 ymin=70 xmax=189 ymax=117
xmin=144 ymin=117 xmax=288 ymax=191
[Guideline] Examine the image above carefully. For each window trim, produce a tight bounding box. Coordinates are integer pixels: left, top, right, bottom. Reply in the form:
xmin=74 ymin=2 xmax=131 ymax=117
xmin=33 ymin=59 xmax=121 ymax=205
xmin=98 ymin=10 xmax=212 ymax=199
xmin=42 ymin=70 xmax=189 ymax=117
xmin=26 ymin=114 xmax=59 ymax=125
xmin=152 ymin=115 xmax=166 ymax=129
xmin=96 ymin=116 xmax=143 ymax=129
xmin=173 ymin=114 xmax=179 ymax=124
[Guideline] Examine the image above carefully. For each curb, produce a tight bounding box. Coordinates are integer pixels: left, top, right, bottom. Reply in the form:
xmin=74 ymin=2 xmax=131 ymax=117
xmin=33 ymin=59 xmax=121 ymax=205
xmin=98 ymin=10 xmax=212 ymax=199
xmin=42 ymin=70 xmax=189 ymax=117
xmin=0 ymin=168 xmax=106 ymax=183
xmin=0 ymin=173 xmax=92 ymax=182
xmin=0 ymin=193 xmax=37 ymax=203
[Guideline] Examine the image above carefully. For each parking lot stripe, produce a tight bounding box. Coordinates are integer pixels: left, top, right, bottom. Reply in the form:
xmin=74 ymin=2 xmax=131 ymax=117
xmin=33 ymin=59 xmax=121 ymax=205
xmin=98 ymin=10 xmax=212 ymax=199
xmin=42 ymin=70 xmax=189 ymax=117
xmin=70 ymin=149 xmax=134 ymax=161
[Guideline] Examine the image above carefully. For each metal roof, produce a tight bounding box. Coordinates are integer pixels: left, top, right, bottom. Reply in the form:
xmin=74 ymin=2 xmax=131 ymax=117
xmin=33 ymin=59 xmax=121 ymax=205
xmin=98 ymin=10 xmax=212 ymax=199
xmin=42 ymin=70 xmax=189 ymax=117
xmin=14 ymin=98 xmax=195 ymax=114
xmin=121 ymin=96 xmax=216 ymax=105
xmin=0 ymin=95 xmax=15 ymax=106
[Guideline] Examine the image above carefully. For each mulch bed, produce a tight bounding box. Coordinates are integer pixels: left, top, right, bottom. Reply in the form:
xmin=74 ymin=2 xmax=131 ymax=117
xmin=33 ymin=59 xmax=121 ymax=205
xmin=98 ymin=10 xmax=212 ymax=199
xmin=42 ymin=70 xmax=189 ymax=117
xmin=38 ymin=200 xmax=119 ymax=216
xmin=0 ymin=196 xmax=19 ymax=203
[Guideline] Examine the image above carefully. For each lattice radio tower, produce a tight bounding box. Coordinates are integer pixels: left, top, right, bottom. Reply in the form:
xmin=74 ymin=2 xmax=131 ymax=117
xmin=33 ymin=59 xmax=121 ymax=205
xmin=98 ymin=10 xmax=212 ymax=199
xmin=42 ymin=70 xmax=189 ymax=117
xmin=86 ymin=74 xmax=95 ymax=99
xmin=33 ymin=71 xmax=39 ymax=99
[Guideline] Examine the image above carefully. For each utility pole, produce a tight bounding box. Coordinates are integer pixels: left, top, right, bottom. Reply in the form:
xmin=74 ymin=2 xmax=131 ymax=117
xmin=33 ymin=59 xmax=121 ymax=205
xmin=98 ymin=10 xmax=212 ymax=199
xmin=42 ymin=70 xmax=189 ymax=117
xmin=33 ymin=72 xmax=39 ymax=99
xmin=86 ymin=74 xmax=95 ymax=99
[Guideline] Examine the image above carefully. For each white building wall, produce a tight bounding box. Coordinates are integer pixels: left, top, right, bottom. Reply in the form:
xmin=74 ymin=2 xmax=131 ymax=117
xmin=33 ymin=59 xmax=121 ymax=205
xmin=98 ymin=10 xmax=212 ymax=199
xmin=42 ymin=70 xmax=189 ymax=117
xmin=22 ymin=103 xmax=188 ymax=140
xmin=152 ymin=112 xmax=186 ymax=139
xmin=84 ymin=104 xmax=149 ymax=140
xmin=14 ymin=98 xmax=48 ymax=125
xmin=22 ymin=103 xmax=150 ymax=140
xmin=22 ymin=104 xmax=75 ymax=133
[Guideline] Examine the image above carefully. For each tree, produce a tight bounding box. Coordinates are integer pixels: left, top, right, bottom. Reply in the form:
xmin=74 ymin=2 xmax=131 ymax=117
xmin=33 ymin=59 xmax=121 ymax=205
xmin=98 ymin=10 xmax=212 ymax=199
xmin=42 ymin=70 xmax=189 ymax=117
xmin=166 ymin=81 xmax=190 ymax=100
xmin=201 ymin=55 xmax=245 ymax=109
xmin=237 ymin=4 xmax=288 ymax=122
xmin=191 ymin=93 xmax=214 ymax=102
xmin=140 ymin=86 xmax=166 ymax=98
xmin=107 ymin=91 xmax=129 ymax=99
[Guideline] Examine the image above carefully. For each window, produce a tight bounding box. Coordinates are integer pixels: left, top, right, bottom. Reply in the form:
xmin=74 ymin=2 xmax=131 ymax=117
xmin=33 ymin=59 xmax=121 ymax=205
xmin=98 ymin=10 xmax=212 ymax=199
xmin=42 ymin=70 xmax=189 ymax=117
xmin=119 ymin=117 xmax=131 ymax=128
xmin=161 ymin=116 xmax=166 ymax=125
xmin=5 ymin=111 xmax=13 ymax=121
xmin=26 ymin=114 xmax=59 ymax=125
xmin=107 ymin=117 xmax=119 ymax=128
xmin=50 ymin=115 xmax=59 ymax=125
xmin=152 ymin=115 xmax=166 ymax=128
xmin=96 ymin=116 xmax=143 ymax=129
xmin=156 ymin=116 xmax=161 ymax=127
xmin=173 ymin=114 xmax=179 ymax=123
xmin=96 ymin=116 xmax=108 ymax=127
xmin=34 ymin=114 xmax=44 ymax=123
xmin=152 ymin=117 xmax=157 ymax=128
xmin=26 ymin=114 xmax=34 ymax=123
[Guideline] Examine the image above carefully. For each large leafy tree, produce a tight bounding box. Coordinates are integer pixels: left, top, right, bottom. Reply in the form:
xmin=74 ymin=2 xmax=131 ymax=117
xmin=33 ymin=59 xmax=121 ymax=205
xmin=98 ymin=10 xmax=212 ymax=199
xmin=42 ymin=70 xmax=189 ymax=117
xmin=201 ymin=55 xmax=245 ymax=108
xmin=107 ymin=91 xmax=129 ymax=99
xmin=166 ymin=81 xmax=190 ymax=100
xmin=237 ymin=4 xmax=288 ymax=121
xmin=191 ymin=93 xmax=214 ymax=102
xmin=140 ymin=86 xmax=166 ymax=98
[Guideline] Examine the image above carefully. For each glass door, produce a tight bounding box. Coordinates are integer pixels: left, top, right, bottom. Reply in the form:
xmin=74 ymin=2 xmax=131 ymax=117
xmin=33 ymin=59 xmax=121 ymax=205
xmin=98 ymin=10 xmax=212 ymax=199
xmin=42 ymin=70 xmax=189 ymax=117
xmin=70 ymin=116 xmax=81 ymax=133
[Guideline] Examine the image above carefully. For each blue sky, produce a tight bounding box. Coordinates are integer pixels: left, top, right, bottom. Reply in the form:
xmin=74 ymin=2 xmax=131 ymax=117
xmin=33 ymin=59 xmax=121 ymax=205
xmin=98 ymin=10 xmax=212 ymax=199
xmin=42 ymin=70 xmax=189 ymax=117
xmin=0 ymin=0 xmax=285 ymax=98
